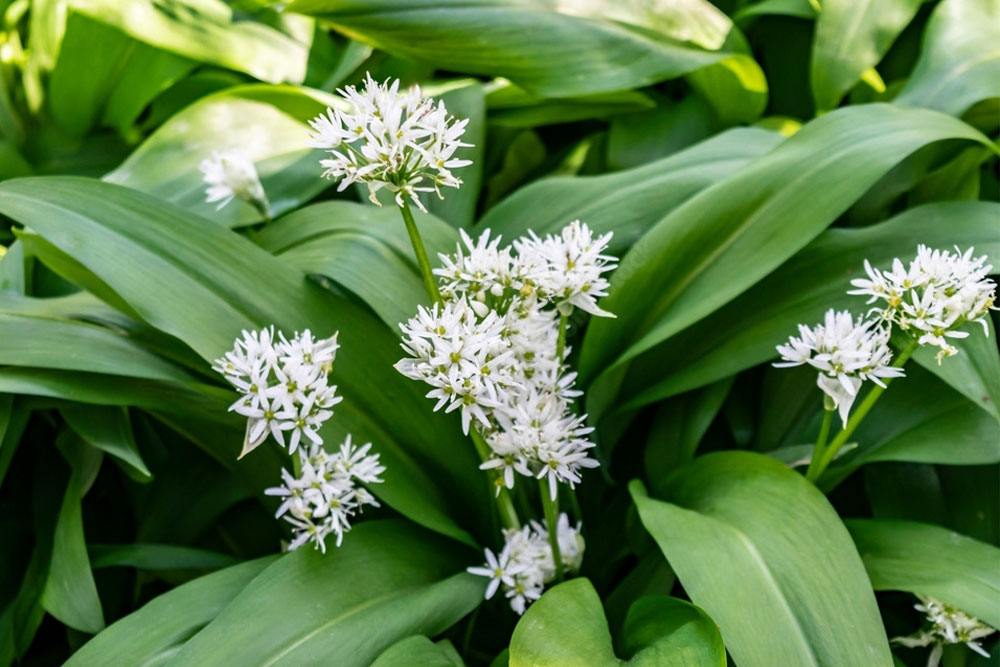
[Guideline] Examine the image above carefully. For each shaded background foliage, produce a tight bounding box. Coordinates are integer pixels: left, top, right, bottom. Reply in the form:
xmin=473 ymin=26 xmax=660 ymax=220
xmin=0 ymin=0 xmax=997 ymax=665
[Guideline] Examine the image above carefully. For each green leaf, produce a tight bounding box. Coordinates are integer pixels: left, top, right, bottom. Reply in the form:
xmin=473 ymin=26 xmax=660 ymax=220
xmin=478 ymin=128 xmax=783 ymax=256
xmin=170 ymin=520 xmax=484 ymax=665
xmin=66 ymin=556 xmax=277 ymax=667
xmin=612 ymin=201 xmax=1000 ymax=412
xmin=371 ymin=636 xmax=465 ymax=667
xmin=810 ymin=0 xmax=921 ymax=111
xmin=40 ymin=438 xmax=105 ymax=635
xmin=0 ymin=176 xmax=486 ymax=546
xmin=104 ymin=85 xmax=340 ymax=227
xmin=289 ymin=0 xmax=765 ymax=107
xmin=62 ymin=0 xmax=310 ymax=84
xmin=630 ymin=452 xmax=893 ymax=667
xmin=88 ymin=544 xmax=238 ymax=571
xmin=509 ymin=578 xmax=724 ymax=666
xmin=487 ymin=81 xmax=656 ymax=129
xmin=894 ymin=0 xmax=1000 ymax=116
xmin=256 ymin=201 xmax=458 ymax=329
xmin=60 ymin=404 xmax=152 ymax=481
xmin=846 ymin=519 xmax=1000 ymax=628
xmin=421 ymin=81 xmax=484 ymax=227
xmin=580 ymin=105 xmax=993 ymax=395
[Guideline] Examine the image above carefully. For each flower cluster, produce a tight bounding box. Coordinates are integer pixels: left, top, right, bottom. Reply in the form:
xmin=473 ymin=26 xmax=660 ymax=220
xmin=775 ymin=309 xmax=904 ymax=426
xmin=892 ymin=596 xmax=995 ymax=667
xmin=467 ymin=513 xmax=584 ymax=615
xmin=850 ymin=245 xmax=997 ymax=363
xmin=307 ymin=73 xmax=472 ymax=212
xmin=396 ymin=222 xmax=616 ymax=499
xmin=265 ymin=437 xmax=384 ymax=552
xmin=775 ymin=245 xmax=996 ymax=424
xmin=212 ymin=328 xmax=342 ymax=458
xmin=198 ymin=149 xmax=269 ymax=217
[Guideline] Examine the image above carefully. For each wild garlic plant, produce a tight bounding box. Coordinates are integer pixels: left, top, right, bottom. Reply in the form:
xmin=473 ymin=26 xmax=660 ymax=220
xmin=306 ymin=73 xmax=618 ymax=613
xmin=213 ymin=328 xmax=384 ymax=553
xmin=775 ymin=245 xmax=997 ymax=483
xmin=892 ymin=596 xmax=996 ymax=667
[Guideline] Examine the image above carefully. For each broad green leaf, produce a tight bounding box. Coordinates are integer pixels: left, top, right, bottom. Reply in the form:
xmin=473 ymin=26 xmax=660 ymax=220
xmin=827 ymin=365 xmax=1000 ymax=473
xmin=631 ymin=452 xmax=893 ymax=667
xmin=256 ymin=201 xmax=459 ymax=328
xmin=613 ymin=201 xmax=1000 ymax=412
xmin=88 ymin=544 xmax=238 ymax=571
xmin=735 ymin=0 xmax=817 ymax=21
xmin=0 ymin=177 xmax=486 ymax=545
xmin=66 ymin=557 xmax=277 ymax=667
xmin=40 ymin=439 xmax=105 ymax=635
xmin=104 ymin=85 xmax=340 ymax=227
xmin=846 ymin=519 xmax=1000 ymax=628
xmin=580 ymin=105 xmax=993 ymax=393
xmin=606 ymin=95 xmax=716 ymax=170
xmin=0 ymin=141 xmax=32 ymax=180
xmin=289 ymin=0 xmax=765 ymax=110
xmin=60 ymin=404 xmax=152 ymax=481
xmin=487 ymin=81 xmax=656 ymax=129
xmin=170 ymin=520 xmax=484 ymax=665
xmin=421 ymin=81 xmax=484 ymax=227
xmin=63 ymin=0 xmax=310 ymax=84
xmin=371 ymin=636 xmax=465 ymax=667
xmin=810 ymin=0 xmax=921 ymax=111
xmin=478 ymin=128 xmax=783 ymax=256
xmin=509 ymin=578 xmax=724 ymax=666
xmin=48 ymin=11 xmax=194 ymax=136
xmin=894 ymin=0 xmax=1000 ymax=116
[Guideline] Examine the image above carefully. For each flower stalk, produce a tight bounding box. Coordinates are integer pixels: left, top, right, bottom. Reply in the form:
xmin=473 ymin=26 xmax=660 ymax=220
xmin=539 ymin=480 xmax=564 ymax=582
xmin=397 ymin=198 xmax=442 ymax=304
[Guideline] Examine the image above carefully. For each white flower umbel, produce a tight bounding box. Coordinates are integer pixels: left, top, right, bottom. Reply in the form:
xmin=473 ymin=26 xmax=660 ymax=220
xmin=849 ymin=245 xmax=997 ymax=363
xmin=265 ymin=436 xmax=384 ymax=553
xmin=775 ymin=309 xmax=904 ymax=426
xmin=892 ymin=596 xmax=996 ymax=667
xmin=198 ymin=149 xmax=270 ymax=217
xmin=515 ymin=220 xmax=617 ymax=317
xmin=307 ymin=73 xmax=472 ymax=212
xmin=467 ymin=513 xmax=584 ymax=615
xmin=213 ymin=328 xmax=343 ymax=458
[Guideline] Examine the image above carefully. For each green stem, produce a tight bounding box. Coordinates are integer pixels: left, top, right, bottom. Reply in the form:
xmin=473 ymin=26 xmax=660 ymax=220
xmin=555 ymin=312 xmax=568 ymax=367
xmin=806 ymin=339 xmax=919 ymax=483
xmin=804 ymin=408 xmax=834 ymax=481
xmin=470 ymin=428 xmax=521 ymax=530
xmin=396 ymin=198 xmax=441 ymax=304
xmin=539 ymin=480 xmax=565 ymax=582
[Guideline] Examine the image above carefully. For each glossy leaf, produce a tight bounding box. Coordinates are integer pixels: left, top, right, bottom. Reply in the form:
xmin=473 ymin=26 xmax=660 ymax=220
xmin=88 ymin=544 xmax=238 ymax=571
xmin=894 ymin=0 xmax=1000 ymax=116
xmin=613 ymin=201 xmax=1000 ymax=411
xmin=509 ymin=578 xmax=724 ymax=666
xmin=289 ymin=0 xmax=766 ymax=110
xmin=104 ymin=85 xmax=339 ymax=226
xmin=579 ymin=105 xmax=993 ymax=392
xmin=0 ymin=176 xmax=486 ymax=546
xmin=478 ymin=128 xmax=784 ymax=256
xmin=66 ymin=557 xmax=277 ymax=666
xmin=170 ymin=520 xmax=483 ymax=665
xmin=847 ymin=519 xmax=1000 ymax=627
xmin=60 ymin=404 xmax=152 ymax=481
xmin=371 ymin=636 xmax=465 ymax=667
xmin=810 ymin=0 xmax=921 ymax=111
xmin=631 ymin=453 xmax=893 ymax=667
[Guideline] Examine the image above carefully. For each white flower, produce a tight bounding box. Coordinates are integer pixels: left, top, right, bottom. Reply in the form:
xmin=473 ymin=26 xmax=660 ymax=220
xmin=892 ymin=596 xmax=995 ymax=667
xmin=198 ymin=149 xmax=269 ymax=216
xmin=514 ymin=220 xmax=617 ymax=317
xmin=467 ymin=514 xmax=584 ymax=614
xmin=265 ymin=436 xmax=383 ymax=553
xmin=395 ymin=299 xmax=516 ymax=434
xmin=434 ymin=229 xmax=517 ymax=300
xmin=213 ymin=328 xmax=343 ymax=457
xmin=775 ymin=309 xmax=904 ymax=426
xmin=849 ymin=246 xmax=997 ymax=363
xmin=307 ymin=73 xmax=472 ymax=212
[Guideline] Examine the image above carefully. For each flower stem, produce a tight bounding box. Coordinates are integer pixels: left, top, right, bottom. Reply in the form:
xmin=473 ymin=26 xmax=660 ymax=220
xmin=470 ymin=427 xmax=521 ymax=531
xmin=806 ymin=339 xmax=919 ymax=483
xmin=555 ymin=312 xmax=568 ymax=367
xmin=804 ymin=408 xmax=834 ymax=481
xmin=397 ymin=198 xmax=442 ymax=304
xmin=539 ymin=480 xmax=565 ymax=583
